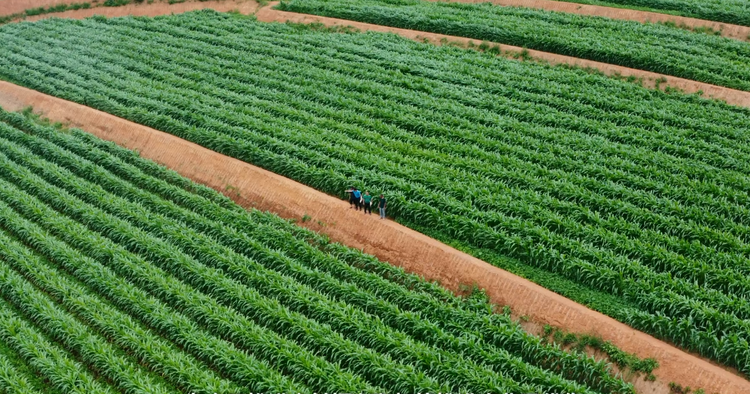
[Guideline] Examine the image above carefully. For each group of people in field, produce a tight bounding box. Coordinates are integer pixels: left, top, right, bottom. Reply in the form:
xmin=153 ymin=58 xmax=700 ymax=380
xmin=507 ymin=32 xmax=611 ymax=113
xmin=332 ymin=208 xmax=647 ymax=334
xmin=345 ymin=187 xmax=387 ymax=219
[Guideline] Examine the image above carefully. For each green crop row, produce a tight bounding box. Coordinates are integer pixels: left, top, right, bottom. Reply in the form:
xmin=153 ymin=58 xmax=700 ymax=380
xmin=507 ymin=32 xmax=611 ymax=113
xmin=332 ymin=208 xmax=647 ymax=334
xmin=544 ymin=0 xmax=750 ymax=27
xmin=278 ymin=0 xmax=750 ymax=90
xmin=0 ymin=11 xmax=748 ymax=374
xmin=0 ymin=340 xmax=45 ymax=394
xmin=0 ymin=107 xmax=639 ymax=392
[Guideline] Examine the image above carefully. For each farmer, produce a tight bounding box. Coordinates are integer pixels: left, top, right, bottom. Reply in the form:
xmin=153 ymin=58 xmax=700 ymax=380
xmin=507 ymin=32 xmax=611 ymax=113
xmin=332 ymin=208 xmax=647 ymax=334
xmin=352 ymin=188 xmax=362 ymax=211
xmin=378 ymin=194 xmax=387 ymax=219
xmin=345 ymin=186 xmax=356 ymax=208
xmin=362 ymin=191 xmax=373 ymax=215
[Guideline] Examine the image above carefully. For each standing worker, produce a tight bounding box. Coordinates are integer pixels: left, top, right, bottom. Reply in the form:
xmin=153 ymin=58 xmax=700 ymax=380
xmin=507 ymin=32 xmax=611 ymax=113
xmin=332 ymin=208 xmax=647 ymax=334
xmin=378 ymin=194 xmax=387 ymax=219
xmin=345 ymin=186 xmax=356 ymax=209
xmin=362 ymin=191 xmax=373 ymax=215
xmin=352 ymin=188 xmax=362 ymax=211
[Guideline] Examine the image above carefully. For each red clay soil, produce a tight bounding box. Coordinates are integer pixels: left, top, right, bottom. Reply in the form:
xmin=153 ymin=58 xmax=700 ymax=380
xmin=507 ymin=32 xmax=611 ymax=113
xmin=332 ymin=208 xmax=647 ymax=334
xmin=0 ymin=0 xmax=259 ymax=21
xmin=431 ymin=0 xmax=750 ymax=41
xmin=257 ymin=6 xmax=750 ymax=109
xmin=0 ymin=0 xmax=72 ymax=16
xmin=1 ymin=81 xmax=748 ymax=394
xmin=17 ymin=0 xmax=258 ymax=21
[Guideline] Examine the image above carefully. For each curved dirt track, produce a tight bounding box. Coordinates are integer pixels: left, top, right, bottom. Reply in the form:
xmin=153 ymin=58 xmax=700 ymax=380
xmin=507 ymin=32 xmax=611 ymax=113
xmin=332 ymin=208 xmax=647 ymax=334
xmin=16 ymin=0 xmax=258 ymax=22
xmin=257 ymin=6 xmax=750 ymax=109
xmin=1 ymin=82 xmax=748 ymax=394
xmin=430 ymin=0 xmax=750 ymax=41
xmin=1 ymin=0 xmax=72 ymax=16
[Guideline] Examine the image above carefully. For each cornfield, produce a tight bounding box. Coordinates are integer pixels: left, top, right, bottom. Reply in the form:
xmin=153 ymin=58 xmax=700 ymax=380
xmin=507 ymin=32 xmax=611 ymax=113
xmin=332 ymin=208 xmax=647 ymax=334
xmin=0 ymin=107 xmax=635 ymax=393
xmin=0 ymin=9 xmax=749 ymax=377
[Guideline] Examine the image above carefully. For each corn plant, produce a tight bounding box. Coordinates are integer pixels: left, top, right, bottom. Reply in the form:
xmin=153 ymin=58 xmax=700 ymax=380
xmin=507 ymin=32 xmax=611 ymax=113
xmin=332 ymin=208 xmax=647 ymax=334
xmin=0 ymin=301 xmax=115 ymax=394
xmin=0 ymin=348 xmax=44 ymax=394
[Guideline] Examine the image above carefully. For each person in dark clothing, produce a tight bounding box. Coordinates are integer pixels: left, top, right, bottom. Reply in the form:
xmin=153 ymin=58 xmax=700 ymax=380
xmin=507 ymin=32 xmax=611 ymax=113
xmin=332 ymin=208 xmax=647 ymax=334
xmin=345 ymin=186 xmax=356 ymax=208
xmin=362 ymin=191 xmax=373 ymax=214
xmin=352 ymin=188 xmax=362 ymax=211
xmin=378 ymin=194 xmax=387 ymax=219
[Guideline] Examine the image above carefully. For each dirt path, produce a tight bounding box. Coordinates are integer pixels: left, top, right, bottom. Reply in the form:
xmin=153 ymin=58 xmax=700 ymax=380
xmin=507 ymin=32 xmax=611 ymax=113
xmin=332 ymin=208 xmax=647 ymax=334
xmin=0 ymin=0 xmax=259 ymax=21
xmin=256 ymin=6 xmax=750 ymax=109
xmin=0 ymin=0 xmax=72 ymax=16
xmin=430 ymin=0 xmax=750 ymax=41
xmin=1 ymin=81 xmax=748 ymax=394
xmin=16 ymin=0 xmax=258 ymax=21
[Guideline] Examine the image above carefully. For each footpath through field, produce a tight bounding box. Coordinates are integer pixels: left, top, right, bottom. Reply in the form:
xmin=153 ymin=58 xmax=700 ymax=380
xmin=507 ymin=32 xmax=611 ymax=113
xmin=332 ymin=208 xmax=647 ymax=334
xmin=256 ymin=4 xmax=750 ymax=109
xmin=0 ymin=0 xmax=71 ymax=16
xmin=1 ymin=81 xmax=749 ymax=394
xmin=0 ymin=0 xmax=259 ymax=21
xmin=428 ymin=0 xmax=750 ymax=41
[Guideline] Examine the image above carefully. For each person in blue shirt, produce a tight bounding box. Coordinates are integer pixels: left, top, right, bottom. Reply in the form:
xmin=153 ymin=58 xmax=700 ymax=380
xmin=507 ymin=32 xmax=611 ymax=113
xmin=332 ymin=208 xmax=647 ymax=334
xmin=352 ymin=188 xmax=362 ymax=211
xmin=345 ymin=186 xmax=356 ymax=208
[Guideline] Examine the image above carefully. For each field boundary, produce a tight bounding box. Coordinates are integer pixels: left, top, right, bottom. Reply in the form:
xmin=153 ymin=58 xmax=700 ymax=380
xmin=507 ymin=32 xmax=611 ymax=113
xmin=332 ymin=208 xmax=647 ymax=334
xmin=6 ymin=0 xmax=259 ymax=22
xmin=1 ymin=81 xmax=748 ymax=394
xmin=428 ymin=0 xmax=750 ymax=41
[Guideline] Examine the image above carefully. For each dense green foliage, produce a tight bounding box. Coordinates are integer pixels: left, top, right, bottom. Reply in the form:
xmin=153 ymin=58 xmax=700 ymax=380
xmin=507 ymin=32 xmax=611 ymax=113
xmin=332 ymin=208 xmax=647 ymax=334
xmin=278 ymin=0 xmax=750 ymax=91
xmin=547 ymin=0 xmax=750 ymax=27
xmin=1 ymin=11 xmax=749 ymax=376
xmin=0 ymin=107 xmax=637 ymax=392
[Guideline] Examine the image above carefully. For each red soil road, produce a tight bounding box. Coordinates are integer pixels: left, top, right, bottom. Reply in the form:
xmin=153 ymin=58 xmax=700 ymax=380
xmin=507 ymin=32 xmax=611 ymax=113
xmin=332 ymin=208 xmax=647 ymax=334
xmin=14 ymin=0 xmax=259 ymax=21
xmin=257 ymin=6 xmax=750 ymax=109
xmin=2 ymin=81 xmax=749 ymax=394
xmin=1 ymin=0 xmax=72 ymax=16
xmin=0 ymin=0 xmax=259 ymax=20
xmin=430 ymin=0 xmax=750 ymax=41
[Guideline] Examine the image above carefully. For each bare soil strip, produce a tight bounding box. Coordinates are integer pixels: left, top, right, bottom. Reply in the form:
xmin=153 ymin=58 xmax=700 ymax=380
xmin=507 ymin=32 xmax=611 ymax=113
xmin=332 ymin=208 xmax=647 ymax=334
xmin=429 ymin=0 xmax=750 ymax=41
xmin=0 ymin=0 xmax=259 ymax=21
xmin=1 ymin=81 xmax=748 ymax=394
xmin=256 ymin=6 xmax=750 ymax=109
xmin=0 ymin=0 xmax=72 ymax=16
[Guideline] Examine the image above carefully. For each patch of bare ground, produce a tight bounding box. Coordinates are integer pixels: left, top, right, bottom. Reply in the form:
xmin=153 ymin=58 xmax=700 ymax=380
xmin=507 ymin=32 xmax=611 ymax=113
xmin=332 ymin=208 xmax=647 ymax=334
xmin=431 ymin=0 xmax=750 ymax=41
xmin=0 ymin=0 xmax=73 ymax=16
xmin=256 ymin=5 xmax=750 ymax=109
xmin=1 ymin=0 xmax=259 ymax=21
xmin=1 ymin=81 xmax=748 ymax=394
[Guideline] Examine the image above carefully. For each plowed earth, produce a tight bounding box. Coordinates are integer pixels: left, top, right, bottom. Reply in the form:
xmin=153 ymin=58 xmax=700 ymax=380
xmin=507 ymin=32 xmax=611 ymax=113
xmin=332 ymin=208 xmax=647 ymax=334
xmin=2 ymin=81 xmax=749 ymax=394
